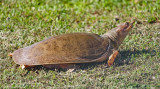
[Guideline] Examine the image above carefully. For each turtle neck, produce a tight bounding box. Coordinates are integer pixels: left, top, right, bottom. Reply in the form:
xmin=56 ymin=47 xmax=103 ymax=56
xmin=101 ymin=30 xmax=119 ymax=50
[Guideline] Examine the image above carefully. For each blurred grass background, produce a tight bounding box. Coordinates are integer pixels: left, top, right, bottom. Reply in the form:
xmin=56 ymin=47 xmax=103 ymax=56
xmin=0 ymin=0 xmax=160 ymax=88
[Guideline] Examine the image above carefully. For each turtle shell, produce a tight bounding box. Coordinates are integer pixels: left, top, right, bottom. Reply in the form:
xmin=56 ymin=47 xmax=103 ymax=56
xmin=13 ymin=33 xmax=112 ymax=65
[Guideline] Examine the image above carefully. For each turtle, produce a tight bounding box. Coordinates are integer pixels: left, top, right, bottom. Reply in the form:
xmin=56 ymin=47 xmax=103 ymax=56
xmin=9 ymin=21 xmax=134 ymax=71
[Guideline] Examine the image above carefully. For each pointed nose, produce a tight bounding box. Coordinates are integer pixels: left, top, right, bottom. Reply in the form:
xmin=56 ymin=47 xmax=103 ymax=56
xmin=125 ymin=20 xmax=135 ymax=32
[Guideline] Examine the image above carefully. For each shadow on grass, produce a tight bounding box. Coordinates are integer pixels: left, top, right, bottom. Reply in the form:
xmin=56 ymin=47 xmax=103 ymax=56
xmin=79 ymin=49 xmax=156 ymax=70
xmin=24 ymin=49 xmax=156 ymax=73
xmin=114 ymin=49 xmax=156 ymax=66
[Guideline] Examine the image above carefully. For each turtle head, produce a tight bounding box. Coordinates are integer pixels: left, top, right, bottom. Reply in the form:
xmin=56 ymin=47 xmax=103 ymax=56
xmin=102 ymin=20 xmax=135 ymax=49
xmin=115 ymin=21 xmax=134 ymax=46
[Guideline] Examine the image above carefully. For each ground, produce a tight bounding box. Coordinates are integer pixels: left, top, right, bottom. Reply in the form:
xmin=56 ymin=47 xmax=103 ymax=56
xmin=0 ymin=0 xmax=160 ymax=88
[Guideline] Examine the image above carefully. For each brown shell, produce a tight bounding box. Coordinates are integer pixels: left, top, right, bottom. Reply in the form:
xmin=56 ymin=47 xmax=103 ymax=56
xmin=13 ymin=33 xmax=112 ymax=65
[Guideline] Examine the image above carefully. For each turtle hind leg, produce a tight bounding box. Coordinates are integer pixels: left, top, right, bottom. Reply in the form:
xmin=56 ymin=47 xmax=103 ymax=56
xmin=60 ymin=64 xmax=79 ymax=72
xmin=107 ymin=51 xmax=119 ymax=67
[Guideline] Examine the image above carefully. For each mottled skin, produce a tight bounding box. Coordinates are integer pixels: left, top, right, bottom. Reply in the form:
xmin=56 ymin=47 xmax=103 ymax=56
xmin=11 ymin=21 xmax=134 ymax=69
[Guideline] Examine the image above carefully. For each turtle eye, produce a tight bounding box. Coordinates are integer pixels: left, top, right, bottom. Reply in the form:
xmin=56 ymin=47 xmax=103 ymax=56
xmin=125 ymin=22 xmax=129 ymax=26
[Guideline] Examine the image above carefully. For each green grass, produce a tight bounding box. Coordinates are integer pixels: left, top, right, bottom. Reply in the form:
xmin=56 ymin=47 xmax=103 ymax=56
xmin=0 ymin=0 xmax=160 ymax=88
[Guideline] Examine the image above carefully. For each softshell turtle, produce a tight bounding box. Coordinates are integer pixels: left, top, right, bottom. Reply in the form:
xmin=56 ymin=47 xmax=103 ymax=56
xmin=9 ymin=21 xmax=134 ymax=70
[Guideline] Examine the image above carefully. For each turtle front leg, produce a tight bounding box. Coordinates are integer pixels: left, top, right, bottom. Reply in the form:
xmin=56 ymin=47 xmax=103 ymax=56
xmin=107 ymin=51 xmax=119 ymax=67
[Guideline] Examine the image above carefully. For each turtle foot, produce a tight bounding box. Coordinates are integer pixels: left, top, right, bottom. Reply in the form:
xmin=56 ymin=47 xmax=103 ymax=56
xmin=20 ymin=65 xmax=35 ymax=69
xmin=107 ymin=51 xmax=119 ymax=67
